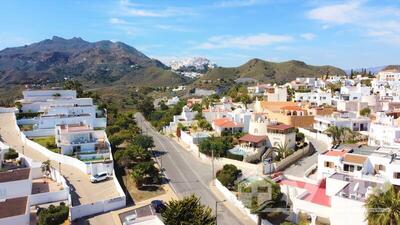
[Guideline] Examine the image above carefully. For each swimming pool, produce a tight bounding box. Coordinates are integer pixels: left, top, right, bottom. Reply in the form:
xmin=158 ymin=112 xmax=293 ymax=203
xmin=228 ymin=146 xmax=248 ymax=156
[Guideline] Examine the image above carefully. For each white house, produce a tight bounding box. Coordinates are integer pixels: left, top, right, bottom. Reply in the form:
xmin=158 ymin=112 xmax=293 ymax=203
xmin=314 ymin=111 xmax=370 ymax=133
xmin=212 ymin=117 xmax=243 ymax=135
xmin=226 ymin=108 xmax=252 ymax=133
xmin=338 ymin=84 xmax=371 ymax=101
xmin=294 ymin=89 xmax=332 ymax=106
xmin=264 ymin=85 xmax=288 ymax=102
xmin=166 ymin=96 xmax=180 ymax=106
xmin=368 ymin=112 xmax=400 ymax=148
xmin=266 ymin=124 xmax=296 ymax=149
xmin=55 ymin=124 xmax=110 ymax=157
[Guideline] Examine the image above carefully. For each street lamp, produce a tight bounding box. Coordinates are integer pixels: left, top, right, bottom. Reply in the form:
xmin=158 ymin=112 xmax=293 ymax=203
xmin=215 ymin=200 xmax=226 ymax=225
xmin=211 ymin=148 xmax=215 ymax=185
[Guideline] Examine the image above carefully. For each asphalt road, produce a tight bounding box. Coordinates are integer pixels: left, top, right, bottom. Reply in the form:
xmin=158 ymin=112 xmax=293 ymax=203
xmin=135 ymin=113 xmax=245 ymax=225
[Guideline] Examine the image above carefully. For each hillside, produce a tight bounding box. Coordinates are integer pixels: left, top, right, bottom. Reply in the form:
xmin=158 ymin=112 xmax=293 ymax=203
xmin=0 ymin=36 xmax=186 ymax=86
xmin=202 ymin=58 xmax=346 ymax=83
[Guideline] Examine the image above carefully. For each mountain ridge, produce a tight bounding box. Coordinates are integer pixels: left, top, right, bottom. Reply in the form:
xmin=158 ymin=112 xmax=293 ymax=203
xmin=0 ymin=36 xmax=184 ymax=86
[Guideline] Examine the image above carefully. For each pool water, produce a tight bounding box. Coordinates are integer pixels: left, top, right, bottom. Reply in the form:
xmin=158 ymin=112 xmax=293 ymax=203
xmin=228 ymin=146 xmax=248 ymax=156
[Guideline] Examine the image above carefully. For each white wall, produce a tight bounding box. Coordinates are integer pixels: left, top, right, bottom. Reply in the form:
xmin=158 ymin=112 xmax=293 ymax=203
xmin=0 ymin=179 xmax=32 ymax=199
xmin=0 ymin=212 xmax=29 ymax=225
xmin=330 ymin=195 xmax=366 ymax=225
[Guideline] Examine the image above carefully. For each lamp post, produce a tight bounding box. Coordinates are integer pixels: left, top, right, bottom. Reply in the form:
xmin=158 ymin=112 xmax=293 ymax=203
xmin=58 ymin=162 xmax=61 ymax=175
xmin=211 ymin=148 xmax=215 ymax=185
xmin=215 ymin=200 xmax=226 ymax=225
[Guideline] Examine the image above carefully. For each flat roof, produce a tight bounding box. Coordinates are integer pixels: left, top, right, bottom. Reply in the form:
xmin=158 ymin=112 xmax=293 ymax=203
xmin=343 ymin=154 xmax=368 ymax=165
xmin=0 ymin=196 xmax=28 ymax=219
xmin=323 ymin=150 xmax=347 ymax=157
xmin=0 ymin=168 xmax=30 ymax=183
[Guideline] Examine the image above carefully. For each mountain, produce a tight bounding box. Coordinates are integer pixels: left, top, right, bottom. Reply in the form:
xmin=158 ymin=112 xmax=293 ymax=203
xmin=201 ymin=58 xmax=346 ymax=83
xmin=0 ymin=36 xmax=186 ymax=86
xmin=381 ymin=65 xmax=400 ymax=72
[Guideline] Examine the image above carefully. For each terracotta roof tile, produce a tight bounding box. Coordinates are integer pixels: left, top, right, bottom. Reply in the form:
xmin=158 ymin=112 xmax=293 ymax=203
xmin=239 ymin=134 xmax=267 ymax=143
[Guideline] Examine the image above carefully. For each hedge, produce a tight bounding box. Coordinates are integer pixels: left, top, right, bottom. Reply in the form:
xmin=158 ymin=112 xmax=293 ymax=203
xmin=225 ymin=151 xmax=244 ymax=161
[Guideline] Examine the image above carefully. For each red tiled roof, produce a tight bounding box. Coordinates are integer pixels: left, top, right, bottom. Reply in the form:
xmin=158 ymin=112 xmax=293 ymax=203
xmin=213 ymin=118 xmax=243 ymax=128
xmin=343 ymin=154 xmax=367 ymax=165
xmin=267 ymin=124 xmax=294 ymax=131
xmin=278 ymin=179 xmax=331 ymax=207
xmin=239 ymin=134 xmax=267 ymax=143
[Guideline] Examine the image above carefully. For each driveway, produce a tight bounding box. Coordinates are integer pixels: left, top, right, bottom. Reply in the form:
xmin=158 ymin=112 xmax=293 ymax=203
xmin=283 ymin=135 xmax=329 ymax=177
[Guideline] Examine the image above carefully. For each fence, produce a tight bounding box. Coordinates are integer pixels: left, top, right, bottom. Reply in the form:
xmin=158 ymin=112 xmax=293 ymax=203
xmin=298 ymin=127 xmax=332 ymax=146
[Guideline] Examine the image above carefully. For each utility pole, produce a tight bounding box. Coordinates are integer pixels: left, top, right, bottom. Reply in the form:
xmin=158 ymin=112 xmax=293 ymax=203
xmin=212 ymin=148 xmax=215 ymax=185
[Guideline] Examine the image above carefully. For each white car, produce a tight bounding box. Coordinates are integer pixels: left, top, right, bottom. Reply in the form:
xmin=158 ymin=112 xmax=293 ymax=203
xmin=90 ymin=172 xmax=108 ymax=183
xmin=122 ymin=213 xmax=137 ymax=225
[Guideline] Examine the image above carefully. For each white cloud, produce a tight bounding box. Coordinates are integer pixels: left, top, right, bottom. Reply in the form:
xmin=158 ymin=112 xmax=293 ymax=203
xmin=109 ymin=18 xmax=129 ymax=25
xmin=155 ymin=25 xmax=192 ymax=32
xmin=117 ymin=0 xmax=194 ymax=17
xmin=308 ymin=1 xmax=400 ymax=45
xmin=300 ymin=33 xmax=316 ymax=41
xmin=196 ymin=33 xmax=293 ymax=49
xmin=308 ymin=1 xmax=362 ymax=24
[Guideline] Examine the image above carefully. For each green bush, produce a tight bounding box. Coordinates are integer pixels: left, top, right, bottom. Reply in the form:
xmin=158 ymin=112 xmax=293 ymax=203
xmin=225 ymin=151 xmax=244 ymax=161
xmin=4 ymin=149 xmax=18 ymax=160
xmin=16 ymin=112 xmax=42 ymax=119
xmin=216 ymin=164 xmax=241 ymax=190
xmin=38 ymin=203 xmax=69 ymax=225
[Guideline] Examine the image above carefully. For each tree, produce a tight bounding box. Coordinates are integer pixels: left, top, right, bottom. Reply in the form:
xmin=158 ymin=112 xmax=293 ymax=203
xmin=216 ymin=164 xmax=242 ymax=190
xmin=108 ymin=134 xmax=125 ymax=149
xmin=131 ymin=134 xmax=154 ymax=150
xmin=199 ymin=137 xmax=231 ymax=157
xmin=4 ymin=148 xmax=18 ymax=160
xmin=63 ymin=80 xmax=83 ymax=97
xmin=274 ymin=142 xmax=292 ymax=160
xmin=360 ymin=107 xmax=371 ymax=117
xmin=38 ymin=203 xmax=69 ymax=225
xmin=295 ymin=132 xmax=305 ymax=143
xmin=161 ymin=195 xmax=216 ymax=225
xmin=365 ymin=184 xmax=400 ymax=225
xmin=114 ymin=144 xmax=151 ymax=168
xmin=41 ymin=160 xmax=51 ymax=174
xmin=325 ymin=126 xmax=354 ymax=145
xmin=131 ymin=161 xmax=160 ymax=188
xmin=137 ymin=97 xmax=155 ymax=118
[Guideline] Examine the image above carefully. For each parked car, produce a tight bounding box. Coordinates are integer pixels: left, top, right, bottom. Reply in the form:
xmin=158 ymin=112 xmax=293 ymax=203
xmin=151 ymin=200 xmax=166 ymax=213
xmin=90 ymin=172 xmax=108 ymax=183
xmin=122 ymin=212 xmax=137 ymax=225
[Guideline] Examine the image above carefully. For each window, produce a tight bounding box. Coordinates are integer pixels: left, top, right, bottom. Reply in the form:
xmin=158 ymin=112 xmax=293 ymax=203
xmin=324 ymin=161 xmax=334 ymax=168
xmin=394 ymin=172 xmax=400 ymax=179
xmin=344 ymin=164 xmax=355 ymax=172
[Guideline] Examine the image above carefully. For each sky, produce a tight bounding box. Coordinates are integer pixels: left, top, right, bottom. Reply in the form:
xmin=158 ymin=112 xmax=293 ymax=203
xmin=0 ymin=0 xmax=399 ymax=69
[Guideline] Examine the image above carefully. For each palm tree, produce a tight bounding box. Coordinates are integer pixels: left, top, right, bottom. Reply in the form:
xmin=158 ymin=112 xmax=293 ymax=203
xmin=274 ymin=142 xmax=292 ymax=160
xmin=365 ymin=184 xmax=400 ymax=225
xmin=325 ymin=126 xmax=342 ymax=145
xmin=161 ymin=195 xmax=216 ymax=225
